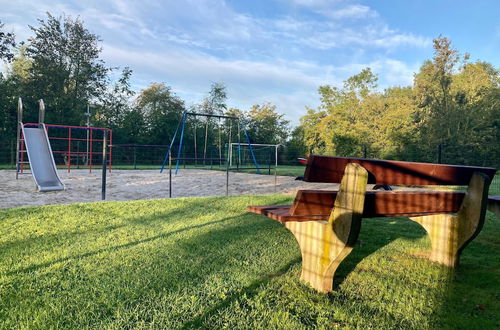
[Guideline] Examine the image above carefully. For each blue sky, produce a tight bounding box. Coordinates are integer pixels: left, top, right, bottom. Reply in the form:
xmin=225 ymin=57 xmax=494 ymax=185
xmin=2 ymin=0 xmax=499 ymax=124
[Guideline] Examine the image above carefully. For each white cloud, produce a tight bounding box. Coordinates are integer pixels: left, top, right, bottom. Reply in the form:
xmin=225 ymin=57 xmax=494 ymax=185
xmin=371 ymin=59 xmax=419 ymax=86
xmin=319 ymin=4 xmax=377 ymax=20
xmin=289 ymin=0 xmax=343 ymax=8
xmin=100 ymin=42 xmax=418 ymax=124
xmin=0 ymin=0 xmax=432 ymax=123
xmin=299 ymin=25 xmax=431 ymax=50
xmin=99 ymin=44 xmax=341 ymax=123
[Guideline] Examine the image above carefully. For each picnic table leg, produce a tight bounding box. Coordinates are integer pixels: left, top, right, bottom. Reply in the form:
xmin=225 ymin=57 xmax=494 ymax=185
xmin=410 ymin=172 xmax=490 ymax=267
xmin=285 ymin=163 xmax=368 ymax=292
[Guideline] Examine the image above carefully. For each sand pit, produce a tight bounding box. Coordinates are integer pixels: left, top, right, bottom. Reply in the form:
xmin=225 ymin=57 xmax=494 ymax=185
xmin=0 ymin=169 xmax=335 ymax=209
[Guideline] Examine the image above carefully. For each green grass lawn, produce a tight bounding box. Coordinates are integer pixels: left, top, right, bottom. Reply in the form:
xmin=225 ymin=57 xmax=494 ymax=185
xmin=1 ymin=196 xmax=499 ymax=329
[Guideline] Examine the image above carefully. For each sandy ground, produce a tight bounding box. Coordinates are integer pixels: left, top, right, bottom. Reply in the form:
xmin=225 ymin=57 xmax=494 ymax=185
xmin=0 ymin=169 xmax=336 ymax=209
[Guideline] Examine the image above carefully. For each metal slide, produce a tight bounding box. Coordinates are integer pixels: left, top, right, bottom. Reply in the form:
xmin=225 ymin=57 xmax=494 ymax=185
xmin=21 ymin=123 xmax=65 ymax=192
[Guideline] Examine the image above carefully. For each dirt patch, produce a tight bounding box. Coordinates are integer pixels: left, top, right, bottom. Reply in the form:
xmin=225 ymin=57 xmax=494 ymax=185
xmin=0 ymin=169 xmax=335 ymax=209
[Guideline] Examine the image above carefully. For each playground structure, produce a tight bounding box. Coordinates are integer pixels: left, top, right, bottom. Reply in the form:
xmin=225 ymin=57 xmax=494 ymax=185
xmin=229 ymin=143 xmax=281 ymax=173
xmin=16 ymin=98 xmax=65 ymax=191
xmin=161 ymin=112 xmax=259 ymax=174
xmin=16 ymin=100 xmax=113 ymax=176
xmin=16 ymin=98 xmax=112 ymax=194
xmin=229 ymin=142 xmax=282 ymax=191
xmin=161 ymin=111 xmax=270 ymax=197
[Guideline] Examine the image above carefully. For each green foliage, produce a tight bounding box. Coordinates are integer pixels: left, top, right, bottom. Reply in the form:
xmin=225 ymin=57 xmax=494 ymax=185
xmin=0 ymin=20 xmax=16 ymax=62
xmin=135 ymin=82 xmax=185 ymax=145
xmin=297 ymin=37 xmax=499 ymax=167
xmin=0 ymin=75 xmax=17 ymax=141
xmin=245 ymin=102 xmax=290 ymax=144
xmin=97 ymin=67 xmax=134 ymax=128
xmin=1 ymin=196 xmax=499 ymax=328
xmin=198 ymin=81 xmax=227 ymax=115
xmin=25 ymin=13 xmax=109 ymax=125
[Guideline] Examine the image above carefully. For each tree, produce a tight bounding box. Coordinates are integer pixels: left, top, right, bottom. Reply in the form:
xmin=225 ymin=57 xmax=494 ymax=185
xmin=198 ymin=82 xmax=227 ymax=115
xmin=97 ymin=67 xmax=135 ymax=129
xmin=245 ymin=102 xmax=290 ymax=144
xmin=26 ymin=13 xmax=108 ymax=124
xmin=0 ymin=21 xmax=17 ymax=145
xmin=413 ymin=36 xmax=499 ymax=164
xmin=286 ymin=125 xmax=308 ymax=162
xmin=135 ymin=82 xmax=185 ymax=145
xmin=414 ymin=36 xmax=464 ymax=145
xmin=0 ymin=20 xmax=16 ymax=62
xmin=309 ymin=68 xmax=380 ymax=156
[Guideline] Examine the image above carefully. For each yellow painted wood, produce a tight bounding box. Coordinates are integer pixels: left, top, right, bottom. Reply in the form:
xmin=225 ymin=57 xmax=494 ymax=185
xmin=410 ymin=172 xmax=489 ymax=267
xmin=285 ymin=163 xmax=368 ymax=292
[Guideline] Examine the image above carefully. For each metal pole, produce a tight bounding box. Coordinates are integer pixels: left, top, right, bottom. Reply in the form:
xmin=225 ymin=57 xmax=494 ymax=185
xmin=15 ymin=97 xmax=22 ymax=179
xmin=76 ymin=141 xmax=80 ymax=169
xmin=101 ymin=131 xmax=107 ymax=200
xmin=194 ymin=117 xmax=197 ymax=166
xmin=85 ymin=103 xmax=91 ymax=166
xmin=10 ymin=139 xmax=14 ymax=169
xmin=226 ymin=123 xmax=232 ymax=197
xmin=274 ymin=145 xmax=278 ymax=193
xmin=169 ymin=150 xmax=172 ymax=198
xmin=133 ymin=146 xmax=137 ymax=169
xmin=203 ymin=118 xmax=208 ymax=165
xmin=268 ymin=148 xmax=272 ymax=175
xmin=67 ymin=127 xmax=71 ymax=173
xmin=218 ymin=118 xmax=222 ymax=166
xmin=229 ymin=141 xmax=233 ymax=173
xmin=38 ymin=99 xmax=45 ymax=125
xmin=108 ymin=130 xmax=113 ymax=173
xmin=90 ymin=130 xmax=93 ymax=173
xmin=226 ymin=153 xmax=229 ymax=197
xmin=237 ymin=122 xmax=241 ymax=169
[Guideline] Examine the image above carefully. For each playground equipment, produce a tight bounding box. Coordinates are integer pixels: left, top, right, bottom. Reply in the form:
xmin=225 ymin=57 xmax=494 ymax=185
xmin=229 ymin=142 xmax=281 ymax=192
xmin=18 ymin=121 xmax=112 ymax=174
xmin=16 ymin=98 xmax=65 ymax=191
xmin=160 ymin=111 xmax=261 ymax=197
xmin=16 ymin=98 xmax=112 ymax=195
xmin=229 ymin=143 xmax=280 ymax=172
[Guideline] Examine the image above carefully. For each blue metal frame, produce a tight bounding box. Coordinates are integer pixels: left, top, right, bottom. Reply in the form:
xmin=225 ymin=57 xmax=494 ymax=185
xmin=160 ymin=111 xmax=261 ymax=174
xmin=160 ymin=112 xmax=186 ymax=173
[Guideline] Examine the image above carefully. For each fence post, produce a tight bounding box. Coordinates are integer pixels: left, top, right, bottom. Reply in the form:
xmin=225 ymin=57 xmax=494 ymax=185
xmin=10 ymin=139 xmax=15 ymax=169
xmin=169 ymin=150 xmax=172 ymax=198
xmin=76 ymin=141 xmax=80 ymax=169
xmin=133 ymin=146 xmax=137 ymax=169
xmin=101 ymin=131 xmax=108 ymax=200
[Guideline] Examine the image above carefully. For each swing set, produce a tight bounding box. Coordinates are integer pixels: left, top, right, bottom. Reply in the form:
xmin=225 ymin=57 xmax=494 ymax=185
xmin=160 ymin=111 xmax=261 ymax=197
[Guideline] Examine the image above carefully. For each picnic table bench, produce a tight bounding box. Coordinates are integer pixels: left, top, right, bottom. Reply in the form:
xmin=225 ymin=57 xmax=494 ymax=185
xmin=247 ymin=155 xmax=497 ymax=292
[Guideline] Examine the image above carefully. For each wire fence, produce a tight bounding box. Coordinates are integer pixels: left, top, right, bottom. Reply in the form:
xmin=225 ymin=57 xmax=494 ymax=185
xmin=1 ymin=139 xmax=499 ymax=193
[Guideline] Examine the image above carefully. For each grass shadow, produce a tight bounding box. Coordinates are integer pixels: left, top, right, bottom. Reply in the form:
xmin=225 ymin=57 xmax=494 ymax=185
xmin=5 ymin=215 xmax=240 ymax=276
xmin=333 ymin=216 xmax=427 ymax=286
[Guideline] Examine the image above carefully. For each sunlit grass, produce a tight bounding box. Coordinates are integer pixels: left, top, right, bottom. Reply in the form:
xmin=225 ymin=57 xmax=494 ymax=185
xmin=1 ymin=195 xmax=499 ymax=328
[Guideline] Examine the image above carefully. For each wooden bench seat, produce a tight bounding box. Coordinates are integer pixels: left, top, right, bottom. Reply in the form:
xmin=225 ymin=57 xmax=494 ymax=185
xmin=247 ymin=155 xmax=497 ymax=292
xmin=248 ymin=190 xmax=466 ymax=220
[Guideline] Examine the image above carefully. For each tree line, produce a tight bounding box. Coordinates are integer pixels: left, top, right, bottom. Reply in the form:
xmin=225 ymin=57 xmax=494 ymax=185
xmin=0 ymin=13 xmax=290 ymax=155
xmin=290 ymin=37 xmax=499 ymax=167
xmin=1 ymin=14 xmax=498 ymax=167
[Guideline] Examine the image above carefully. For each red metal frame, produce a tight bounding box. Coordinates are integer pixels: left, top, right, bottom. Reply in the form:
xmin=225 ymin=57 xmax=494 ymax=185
xmin=20 ymin=123 xmax=112 ymax=174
